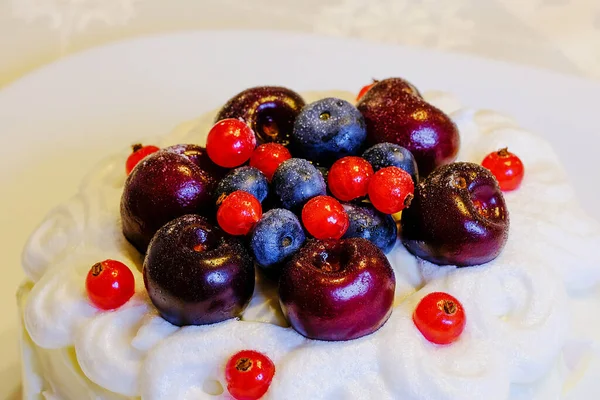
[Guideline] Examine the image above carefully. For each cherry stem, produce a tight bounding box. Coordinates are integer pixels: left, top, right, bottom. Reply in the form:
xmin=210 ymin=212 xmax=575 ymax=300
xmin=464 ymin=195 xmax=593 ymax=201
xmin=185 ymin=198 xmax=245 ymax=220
xmin=235 ymin=358 xmax=253 ymax=372
xmin=131 ymin=143 xmax=143 ymax=153
xmin=91 ymin=262 xmax=103 ymax=277
xmin=443 ymin=300 xmax=457 ymax=315
xmin=497 ymin=147 xmax=510 ymax=157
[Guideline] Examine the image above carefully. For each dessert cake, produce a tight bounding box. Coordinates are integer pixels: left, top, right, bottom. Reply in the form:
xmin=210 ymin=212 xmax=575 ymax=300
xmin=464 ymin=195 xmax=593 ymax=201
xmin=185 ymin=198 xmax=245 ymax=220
xmin=18 ymin=79 xmax=600 ymax=400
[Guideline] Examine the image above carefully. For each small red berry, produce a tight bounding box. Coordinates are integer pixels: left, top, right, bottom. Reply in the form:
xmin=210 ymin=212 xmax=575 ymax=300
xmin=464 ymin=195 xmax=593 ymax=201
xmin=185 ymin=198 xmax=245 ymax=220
xmin=86 ymin=260 xmax=135 ymax=310
xmin=413 ymin=292 xmax=466 ymax=345
xmin=125 ymin=144 xmax=160 ymax=174
xmin=301 ymin=196 xmax=349 ymax=240
xmin=217 ymin=191 xmax=262 ymax=236
xmin=249 ymin=143 xmax=292 ymax=181
xmin=368 ymin=166 xmax=414 ymax=214
xmin=225 ymin=350 xmax=275 ymax=400
xmin=356 ymin=80 xmax=377 ymax=101
xmin=481 ymin=148 xmax=524 ymax=191
xmin=207 ymin=119 xmax=257 ymax=168
xmin=328 ymin=156 xmax=374 ymax=201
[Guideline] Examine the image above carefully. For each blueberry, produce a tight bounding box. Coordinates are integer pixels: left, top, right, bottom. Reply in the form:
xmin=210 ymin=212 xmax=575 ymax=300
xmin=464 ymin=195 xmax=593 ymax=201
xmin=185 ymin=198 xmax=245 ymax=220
xmin=271 ymin=158 xmax=326 ymax=211
xmin=342 ymin=202 xmax=397 ymax=253
xmin=291 ymin=98 xmax=366 ymax=165
xmin=215 ymin=166 xmax=269 ymax=204
xmin=363 ymin=142 xmax=419 ymax=183
xmin=250 ymin=209 xmax=306 ymax=274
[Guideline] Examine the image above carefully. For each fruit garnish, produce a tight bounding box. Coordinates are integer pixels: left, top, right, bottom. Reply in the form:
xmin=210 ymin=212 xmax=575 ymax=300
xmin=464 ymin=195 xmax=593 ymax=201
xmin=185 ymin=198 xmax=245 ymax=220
xmin=225 ymin=350 xmax=275 ymax=400
xmin=206 ymin=119 xmax=257 ymax=168
xmin=362 ymin=142 xmax=419 ymax=183
xmin=368 ymin=166 xmax=415 ymax=214
xmin=301 ymin=196 xmax=349 ymax=240
xmin=249 ymin=143 xmax=292 ymax=181
xmin=342 ymin=202 xmax=397 ymax=253
xmin=215 ymin=166 xmax=269 ymax=205
xmin=401 ymin=162 xmax=509 ymax=266
xmin=327 ymin=156 xmax=374 ymax=202
xmin=217 ymin=191 xmax=263 ymax=236
xmin=356 ymin=80 xmax=377 ymax=101
xmin=216 ymin=86 xmax=305 ymax=146
xmin=86 ymin=260 xmax=135 ymax=310
xmin=144 ymin=215 xmax=254 ymax=326
xmin=413 ymin=292 xmax=466 ymax=345
xmin=125 ymin=144 xmax=159 ymax=175
xmin=279 ymin=238 xmax=396 ymax=341
xmin=291 ymin=98 xmax=366 ymax=166
xmin=481 ymin=148 xmax=524 ymax=191
xmin=249 ymin=208 xmax=306 ymax=274
xmin=271 ymin=158 xmax=326 ymax=212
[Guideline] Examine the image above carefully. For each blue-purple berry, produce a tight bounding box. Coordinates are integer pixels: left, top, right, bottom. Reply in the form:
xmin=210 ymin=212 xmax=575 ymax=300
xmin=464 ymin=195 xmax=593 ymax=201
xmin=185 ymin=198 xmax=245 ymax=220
xmin=215 ymin=166 xmax=269 ymax=204
xmin=342 ymin=202 xmax=397 ymax=253
xmin=363 ymin=142 xmax=419 ymax=183
xmin=271 ymin=158 xmax=326 ymax=212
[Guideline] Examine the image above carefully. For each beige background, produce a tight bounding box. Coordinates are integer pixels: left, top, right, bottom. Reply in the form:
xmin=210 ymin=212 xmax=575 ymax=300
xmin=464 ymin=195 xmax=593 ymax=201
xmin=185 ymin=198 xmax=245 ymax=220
xmin=1 ymin=0 xmax=600 ymax=89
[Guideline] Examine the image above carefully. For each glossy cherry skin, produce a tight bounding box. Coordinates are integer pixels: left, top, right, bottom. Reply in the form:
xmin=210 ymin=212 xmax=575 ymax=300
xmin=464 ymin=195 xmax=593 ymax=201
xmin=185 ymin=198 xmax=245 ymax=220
xmin=165 ymin=144 xmax=229 ymax=181
xmin=216 ymin=86 xmax=306 ymax=146
xmin=121 ymin=151 xmax=215 ymax=253
xmin=301 ymin=196 xmax=349 ymax=240
xmin=359 ymin=77 xmax=422 ymax=100
xmin=368 ymin=166 xmax=415 ymax=214
xmin=356 ymin=81 xmax=377 ymax=101
xmin=206 ymin=119 xmax=257 ymax=168
xmin=126 ymin=144 xmax=160 ymax=175
xmin=327 ymin=156 xmax=374 ymax=202
xmin=357 ymin=79 xmax=459 ymax=177
xmin=144 ymin=215 xmax=255 ymax=326
xmin=481 ymin=148 xmax=525 ymax=191
xmin=217 ymin=191 xmax=263 ymax=236
xmin=249 ymin=143 xmax=292 ymax=181
xmin=86 ymin=260 xmax=135 ymax=310
xmin=413 ymin=292 xmax=466 ymax=345
xmin=401 ymin=162 xmax=510 ymax=266
xmin=279 ymin=238 xmax=395 ymax=341
xmin=225 ymin=350 xmax=276 ymax=400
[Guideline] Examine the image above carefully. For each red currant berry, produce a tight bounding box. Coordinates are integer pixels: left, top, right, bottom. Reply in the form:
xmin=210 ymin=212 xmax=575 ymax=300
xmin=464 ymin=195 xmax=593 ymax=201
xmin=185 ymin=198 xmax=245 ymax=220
xmin=207 ymin=119 xmax=257 ymax=168
xmin=125 ymin=144 xmax=160 ymax=175
xmin=217 ymin=191 xmax=262 ymax=236
xmin=249 ymin=143 xmax=292 ymax=181
xmin=225 ymin=350 xmax=275 ymax=400
xmin=301 ymin=196 xmax=349 ymax=240
xmin=368 ymin=166 xmax=414 ymax=214
xmin=328 ymin=156 xmax=374 ymax=202
xmin=413 ymin=292 xmax=466 ymax=345
xmin=356 ymin=80 xmax=377 ymax=101
xmin=481 ymin=148 xmax=524 ymax=191
xmin=86 ymin=260 xmax=135 ymax=310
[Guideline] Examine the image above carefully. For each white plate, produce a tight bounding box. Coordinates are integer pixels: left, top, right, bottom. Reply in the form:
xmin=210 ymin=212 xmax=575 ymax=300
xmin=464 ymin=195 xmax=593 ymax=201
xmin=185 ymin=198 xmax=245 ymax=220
xmin=1 ymin=30 xmax=599 ymax=399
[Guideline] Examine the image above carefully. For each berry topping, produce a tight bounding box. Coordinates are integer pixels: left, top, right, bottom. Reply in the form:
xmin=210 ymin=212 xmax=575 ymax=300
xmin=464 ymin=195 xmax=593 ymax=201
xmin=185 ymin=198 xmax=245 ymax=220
xmin=206 ymin=119 xmax=257 ymax=168
xmin=125 ymin=144 xmax=160 ymax=175
xmin=216 ymin=86 xmax=305 ymax=145
xmin=368 ymin=166 xmax=415 ymax=214
xmin=144 ymin=215 xmax=254 ymax=326
xmin=271 ymin=158 xmax=327 ymax=212
xmin=250 ymin=209 xmax=306 ymax=274
xmin=342 ymin=202 xmax=397 ymax=253
xmin=413 ymin=292 xmax=466 ymax=345
xmin=356 ymin=81 xmax=377 ymax=101
xmin=249 ymin=143 xmax=292 ymax=181
xmin=217 ymin=191 xmax=263 ymax=236
xmin=327 ymin=156 xmax=374 ymax=202
xmin=86 ymin=260 xmax=135 ymax=310
xmin=362 ymin=142 xmax=419 ymax=183
xmin=291 ymin=98 xmax=367 ymax=166
xmin=481 ymin=148 xmax=525 ymax=191
xmin=215 ymin=166 xmax=269 ymax=205
xmin=225 ymin=350 xmax=275 ymax=400
xmin=301 ymin=196 xmax=349 ymax=240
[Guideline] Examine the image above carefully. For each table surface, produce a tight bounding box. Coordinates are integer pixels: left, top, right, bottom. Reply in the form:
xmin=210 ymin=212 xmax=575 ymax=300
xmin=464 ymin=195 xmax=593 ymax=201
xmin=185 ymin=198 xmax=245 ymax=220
xmin=1 ymin=0 xmax=600 ymax=88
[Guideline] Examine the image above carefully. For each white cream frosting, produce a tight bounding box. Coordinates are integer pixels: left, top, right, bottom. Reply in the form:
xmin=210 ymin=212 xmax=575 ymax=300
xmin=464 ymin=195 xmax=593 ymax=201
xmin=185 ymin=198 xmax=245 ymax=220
xmin=20 ymin=90 xmax=600 ymax=399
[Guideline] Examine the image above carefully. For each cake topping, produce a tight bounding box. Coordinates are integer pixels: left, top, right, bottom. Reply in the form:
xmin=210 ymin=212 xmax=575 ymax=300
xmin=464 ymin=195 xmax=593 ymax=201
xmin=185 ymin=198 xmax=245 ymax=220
xmin=85 ymin=259 xmax=135 ymax=310
xmin=341 ymin=202 xmax=397 ymax=254
xmin=356 ymin=80 xmax=378 ymax=101
xmin=413 ymin=292 xmax=466 ymax=345
xmin=206 ymin=119 xmax=257 ymax=168
xmin=125 ymin=144 xmax=160 ymax=175
xmin=481 ymin=148 xmax=525 ymax=191
xmin=271 ymin=158 xmax=327 ymax=212
xmin=327 ymin=156 xmax=374 ymax=202
xmin=217 ymin=191 xmax=263 ymax=236
xmin=362 ymin=142 xmax=419 ymax=184
xmin=249 ymin=143 xmax=292 ymax=181
xmin=225 ymin=350 xmax=275 ymax=400
xmin=368 ymin=166 xmax=415 ymax=214
xmin=214 ymin=166 xmax=269 ymax=205
xmin=301 ymin=195 xmax=349 ymax=240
